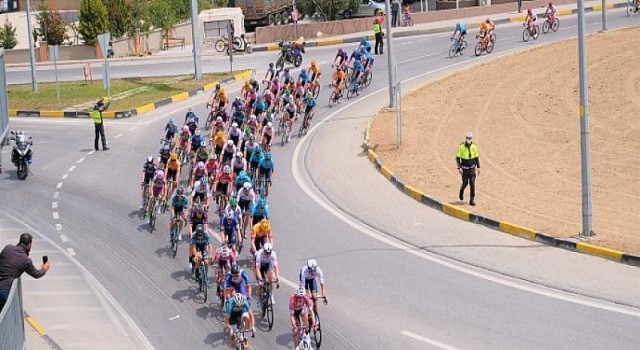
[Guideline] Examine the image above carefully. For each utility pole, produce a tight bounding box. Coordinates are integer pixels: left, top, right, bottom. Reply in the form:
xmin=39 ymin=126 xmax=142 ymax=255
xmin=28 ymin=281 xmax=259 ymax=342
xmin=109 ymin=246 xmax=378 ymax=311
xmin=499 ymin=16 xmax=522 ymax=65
xmin=384 ymin=0 xmax=397 ymax=108
xmin=26 ymin=0 xmax=38 ymax=92
xmin=601 ymin=0 xmax=607 ymax=31
xmin=577 ymin=0 xmax=593 ymax=237
xmin=190 ymin=0 xmax=203 ymax=80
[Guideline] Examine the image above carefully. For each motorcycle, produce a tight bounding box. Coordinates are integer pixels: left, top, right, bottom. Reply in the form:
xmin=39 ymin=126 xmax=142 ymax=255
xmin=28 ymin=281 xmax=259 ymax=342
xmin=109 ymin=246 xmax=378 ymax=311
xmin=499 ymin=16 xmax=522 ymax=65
xmin=275 ymin=41 xmax=305 ymax=70
xmin=9 ymin=130 xmax=33 ymax=180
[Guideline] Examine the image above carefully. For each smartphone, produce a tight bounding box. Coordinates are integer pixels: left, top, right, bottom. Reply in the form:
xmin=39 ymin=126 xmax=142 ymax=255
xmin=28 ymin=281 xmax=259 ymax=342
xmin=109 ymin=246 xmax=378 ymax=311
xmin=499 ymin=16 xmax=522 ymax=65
xmin=42 ymin=255 xmax=48 ymax=264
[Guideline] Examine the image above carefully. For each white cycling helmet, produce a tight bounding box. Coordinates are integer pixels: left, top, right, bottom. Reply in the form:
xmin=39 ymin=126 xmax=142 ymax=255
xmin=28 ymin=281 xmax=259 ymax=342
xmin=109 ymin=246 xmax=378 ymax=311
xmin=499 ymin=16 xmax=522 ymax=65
xmin=236 ymin=151 xmax=243 ymax=158
xmin=227 ymin=140 xmax=234 ymax=146
xmin=243 ymin=181 xmax=252 ymax=190
xmin=233 ymin=293 xmax=244 ymax=305
xmin=296 ymin=285 xmax=306 ymax=297
xmin=216 ymin=116 xmax=223 ymax=122
xmin=221 ymin=246 xmax=230 ymax=258
xmin=263 ymin=243 xmax=273 ymax=253
xmin=307 ymin=259 xmax=318 ymax=270
xmin=232 ymin=122 xmax=238 ymax=128
xmin=267 ymin=122 xmax=273 ymax=127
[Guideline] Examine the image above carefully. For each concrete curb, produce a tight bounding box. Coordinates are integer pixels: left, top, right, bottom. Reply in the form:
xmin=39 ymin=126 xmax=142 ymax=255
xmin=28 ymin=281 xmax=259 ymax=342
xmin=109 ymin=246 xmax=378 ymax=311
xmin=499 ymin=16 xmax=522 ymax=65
xmin=253 ymin=2 xmax=627 ymax=52
xmin=8 ymin=69 xmax=255 ymax=120
xmin=363 ymin=119 xmax=640 ymax=267
xmin=24 ymin=311 xmax=63 ymax=350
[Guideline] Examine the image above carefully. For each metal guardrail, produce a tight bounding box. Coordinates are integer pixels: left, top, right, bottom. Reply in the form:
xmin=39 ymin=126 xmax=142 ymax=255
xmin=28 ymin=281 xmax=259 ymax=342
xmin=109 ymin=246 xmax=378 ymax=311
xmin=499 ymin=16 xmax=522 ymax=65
xmin=0 ymin=279 xmax=26 ymax=350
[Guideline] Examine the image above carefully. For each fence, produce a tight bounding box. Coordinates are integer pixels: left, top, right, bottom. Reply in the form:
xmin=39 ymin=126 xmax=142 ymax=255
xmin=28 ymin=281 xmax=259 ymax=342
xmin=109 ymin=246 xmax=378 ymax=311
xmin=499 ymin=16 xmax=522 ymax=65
xmin=0 ymin=279 xmax=26 ymax=350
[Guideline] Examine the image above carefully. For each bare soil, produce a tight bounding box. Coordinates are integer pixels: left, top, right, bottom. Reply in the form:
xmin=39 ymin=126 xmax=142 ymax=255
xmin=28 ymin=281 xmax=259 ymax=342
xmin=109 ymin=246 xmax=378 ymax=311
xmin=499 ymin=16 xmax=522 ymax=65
xmin=369 ymin=27 xmax=640 ymax=254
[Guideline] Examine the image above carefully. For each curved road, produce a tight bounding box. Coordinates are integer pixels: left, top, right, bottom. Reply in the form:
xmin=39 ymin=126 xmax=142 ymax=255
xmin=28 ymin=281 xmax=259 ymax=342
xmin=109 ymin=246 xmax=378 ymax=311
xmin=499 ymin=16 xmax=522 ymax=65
xmin=3 ymin=9 xmax=640 ymax=350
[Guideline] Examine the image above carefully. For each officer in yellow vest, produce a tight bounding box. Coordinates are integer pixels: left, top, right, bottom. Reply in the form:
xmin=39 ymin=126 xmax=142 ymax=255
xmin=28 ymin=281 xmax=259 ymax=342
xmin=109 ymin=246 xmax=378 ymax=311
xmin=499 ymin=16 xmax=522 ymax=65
xmin=456 ymin=132 xmax=480 ymax=206
xmin=93 ymin=97 xmax=109 ymax=151
xmin=373 ymin=10 xmax=384 ymax=55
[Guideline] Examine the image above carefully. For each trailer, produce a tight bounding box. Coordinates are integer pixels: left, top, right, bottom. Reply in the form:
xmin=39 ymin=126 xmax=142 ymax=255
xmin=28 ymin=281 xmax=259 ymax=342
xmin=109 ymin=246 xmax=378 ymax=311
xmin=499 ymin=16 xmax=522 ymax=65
xmin=235 ymin=0 xmax=292 ymax=28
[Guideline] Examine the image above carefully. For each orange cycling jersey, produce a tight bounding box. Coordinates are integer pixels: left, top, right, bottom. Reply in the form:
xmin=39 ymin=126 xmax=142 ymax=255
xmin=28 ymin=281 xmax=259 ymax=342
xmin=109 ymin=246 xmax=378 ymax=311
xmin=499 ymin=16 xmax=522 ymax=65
xmin=166 ymin=159 xmax=180 ymax=171
xmin=214 ymin=131 xmax=227 ymax=147
xmin=480 ymin=21 xmax=494 ymax=32
xmin=334 ymin=70 xmax=345 ymax=82
xmin=252 ymin=224 xmax=271 ymax=239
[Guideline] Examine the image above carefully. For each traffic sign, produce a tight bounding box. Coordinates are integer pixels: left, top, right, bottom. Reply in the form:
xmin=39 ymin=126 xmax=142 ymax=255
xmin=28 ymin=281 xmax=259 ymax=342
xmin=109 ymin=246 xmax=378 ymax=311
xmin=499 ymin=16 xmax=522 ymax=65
xmin=97 ymin=32 xmax=110 ymax=57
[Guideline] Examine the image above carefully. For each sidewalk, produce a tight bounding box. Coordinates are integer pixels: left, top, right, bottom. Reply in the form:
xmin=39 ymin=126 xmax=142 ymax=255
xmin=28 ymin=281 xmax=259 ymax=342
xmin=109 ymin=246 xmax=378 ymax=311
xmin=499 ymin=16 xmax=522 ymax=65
xmin=253 ymin=0 xmax=627 ymax=51
xmin=0 ymin=211 xmax=152 ymax=349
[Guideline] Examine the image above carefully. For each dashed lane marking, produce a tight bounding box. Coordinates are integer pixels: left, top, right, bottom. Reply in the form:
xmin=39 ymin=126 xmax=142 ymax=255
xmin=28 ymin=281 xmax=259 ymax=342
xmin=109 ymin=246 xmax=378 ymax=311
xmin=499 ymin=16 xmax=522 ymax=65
xmin=52 ymin=202 xmax=58 ymax=209
xmin=401 ymin=331 xmax=460 ymax=350
xmin=60 ymin=235 xmax=68 ymax=243
xmin=56 ymin=182 xmax=63 ymax=189
xmin=66 ymin=248 xmax=76 ymax=256
xmin=52 ymin=212 xmax=59 ymax=220
xmin=61 ymin=173 xmax=68 ymax=180
xmin=87 ymin=150 xmax=95 ymax=155
xmin=114 ymin=133 xmax=124 ymax=139
xmin=53 ymin=192 xmax=59 ymax=199
xmin=68 ymin=165 xmax=76 ymax=172
xmin=55 ymin=224 xmax=62 ymax=231
xmin=76 ymin=157 xmax=85 ymax=164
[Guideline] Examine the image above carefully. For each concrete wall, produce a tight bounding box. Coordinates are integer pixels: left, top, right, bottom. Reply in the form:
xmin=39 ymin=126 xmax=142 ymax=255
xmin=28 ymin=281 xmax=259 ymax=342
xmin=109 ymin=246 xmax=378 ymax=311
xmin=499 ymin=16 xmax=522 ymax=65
xmin=18 ymin=0 xmax=80 ymax=10
xmin=4 ymin=48 xmax=35 ymax=64
xmin=256 ymin=17 xmax=373 ymax=44
xmin=55 ymin=44 xmax=95 ymax=60
xmin=111 ymin=22 xmax=194 ymax=57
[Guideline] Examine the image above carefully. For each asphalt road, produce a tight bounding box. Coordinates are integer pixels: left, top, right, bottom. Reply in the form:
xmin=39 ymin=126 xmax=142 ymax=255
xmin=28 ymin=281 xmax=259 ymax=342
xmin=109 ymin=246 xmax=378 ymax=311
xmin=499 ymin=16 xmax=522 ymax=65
xmin=3 ymin=10 xmax=640 ymax=350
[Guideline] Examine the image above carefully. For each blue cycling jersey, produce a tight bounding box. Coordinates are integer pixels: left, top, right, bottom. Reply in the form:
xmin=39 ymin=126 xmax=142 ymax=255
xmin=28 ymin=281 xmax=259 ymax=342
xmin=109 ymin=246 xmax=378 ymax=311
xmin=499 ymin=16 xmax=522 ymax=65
xmin=171 ymin=195 xmax=189 ymax=209
xmin=226 ymin=298 xmax=250 ymax=315
xmin=303 ymin=97 xmax=317 ymax=108
xmin=252 ymin=201 xmax=269 ymax=218
xmin=235 ymin=174 xmax=252 ymax=188
xmin=185 ymin=111 xmax=199 ymax=124
xmin=165 ymin=122 xmax=178 ymax=134
xmin=221 ymin=216 xmax=239 ymax=236
xmin=258 ymin=158 xmax=275 ymax=170
xmin=224 ymin=271 xmax=250 ymax=294
xmin=354 ymin=60 xmax=365 ymax=73
xmin=191 ymin=233 xmax=211 ymax=252
xmin=253 ymin=100 xmax=266 ymax=111
xmin=250 ymin=151 xmax=265 ymax=164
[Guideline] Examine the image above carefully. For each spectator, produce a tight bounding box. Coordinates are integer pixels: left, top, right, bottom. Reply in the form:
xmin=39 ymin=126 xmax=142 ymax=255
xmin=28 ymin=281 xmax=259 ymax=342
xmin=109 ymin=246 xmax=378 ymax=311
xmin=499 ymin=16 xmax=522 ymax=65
xmin=374 ymin=10 xmax=384 ymax=55
xmin=392 ymin=0 xmax=400 ymax=27
xmin=0 ymin=233 xmax=50 ymax=312
xmin=456 ymin=132 xmax=480 ymax=206
xmin=93 ymin=97 xmax=110 ymax=151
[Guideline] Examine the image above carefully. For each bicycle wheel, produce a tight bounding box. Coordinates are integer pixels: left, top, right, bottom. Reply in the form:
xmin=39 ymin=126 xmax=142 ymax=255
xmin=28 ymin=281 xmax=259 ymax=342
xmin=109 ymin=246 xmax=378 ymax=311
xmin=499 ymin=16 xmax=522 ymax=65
xmin=627 ymin=2 xmax=634 ymax=15
xmin=474 ymin=42 xmax=482 ymax=56
xmin=312 ymin=312 xmax=322 ymax=348
xmin=523 ymin=28 xmax=530 ymax=42
xmin=490 ymin=32 xmax=496 ymax=43
xmin=532 ymin=27 xmax=539 ymax=40
xmin=461 ymin=41 xmax=467 ymax=53
xmin=170 ymin=225 xmax=179 ymax=258
xmin=148 ymin=200 xmax=157 ymax=232
xmin=551 ymin=18 xmax=559 ymax=32
xmin=312 ymin=83 xmax=321 ymax=98
xmin=448 ymin=44 xmax=457 ymax=58
xmin=215 ymin=39 xmax=226 ymax=53
xmin=200 ymin=264 xmax=208 ymax=302
xmin=328 ymin=91 xmax=337 ymax=107
xmin=276 ymin=56 xmax=285 ymax=71
xmin=542 ymin=20 xmax=550 ymax=34
xmin=486 ymin=40 xmax=494 ymax=54
xmin=363 ymin=71 xmax=373 ymax=88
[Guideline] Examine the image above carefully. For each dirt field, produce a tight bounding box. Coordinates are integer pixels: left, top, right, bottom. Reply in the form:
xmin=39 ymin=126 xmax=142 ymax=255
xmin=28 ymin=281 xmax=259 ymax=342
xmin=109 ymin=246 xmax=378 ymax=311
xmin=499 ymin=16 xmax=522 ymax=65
xmin=369 ymin=27 xmax=640 ymax=254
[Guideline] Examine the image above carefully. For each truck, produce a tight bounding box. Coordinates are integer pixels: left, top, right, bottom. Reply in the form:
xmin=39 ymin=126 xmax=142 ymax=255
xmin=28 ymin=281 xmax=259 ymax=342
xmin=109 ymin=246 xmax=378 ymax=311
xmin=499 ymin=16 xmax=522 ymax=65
xmin=235 ymin=0 xmax=292 ymax=28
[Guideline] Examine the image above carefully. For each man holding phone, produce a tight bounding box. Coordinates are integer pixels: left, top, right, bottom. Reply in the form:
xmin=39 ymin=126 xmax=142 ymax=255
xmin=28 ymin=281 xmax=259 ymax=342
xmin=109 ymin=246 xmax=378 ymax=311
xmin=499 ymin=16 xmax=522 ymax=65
xmin=0 ymin=233 xmax=51 ymax=312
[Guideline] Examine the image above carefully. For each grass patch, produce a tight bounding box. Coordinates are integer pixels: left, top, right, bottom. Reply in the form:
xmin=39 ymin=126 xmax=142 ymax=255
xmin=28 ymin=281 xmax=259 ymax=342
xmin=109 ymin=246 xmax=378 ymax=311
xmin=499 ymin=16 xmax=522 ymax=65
xmin=8 ymin=73 xmax=230 ymax=111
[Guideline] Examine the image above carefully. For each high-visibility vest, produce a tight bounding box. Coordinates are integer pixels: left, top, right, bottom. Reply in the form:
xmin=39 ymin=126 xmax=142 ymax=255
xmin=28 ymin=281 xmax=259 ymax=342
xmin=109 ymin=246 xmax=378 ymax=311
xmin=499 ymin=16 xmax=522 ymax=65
xmin=92 ymin=110 xmax=103 ymax=125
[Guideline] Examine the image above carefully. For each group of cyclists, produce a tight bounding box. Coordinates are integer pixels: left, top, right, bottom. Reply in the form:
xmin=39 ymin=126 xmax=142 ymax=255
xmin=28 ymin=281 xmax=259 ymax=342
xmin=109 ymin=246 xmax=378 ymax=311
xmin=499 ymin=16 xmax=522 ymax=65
xmin=138 ymin=74 xmax=329 ymax=348
xmin=450 ymin=2 xmax=559 ymax=53
xmin=329 ymin=38 xmax=376 ymax=102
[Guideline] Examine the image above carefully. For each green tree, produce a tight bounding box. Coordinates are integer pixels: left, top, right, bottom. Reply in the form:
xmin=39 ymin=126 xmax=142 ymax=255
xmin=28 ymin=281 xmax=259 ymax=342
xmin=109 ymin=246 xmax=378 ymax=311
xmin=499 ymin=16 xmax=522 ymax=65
xmin=104 ymin=0 xmax=131 ymax=40
xmin=0 ymin=18 xmax=18 ymax=49
xmin=78 ymin=0 xmax=108 ymax=46
xmin=34 ymin=6 xmax=68 ymax=45
xmin=147 ymin=0 xmax=180 ymax=38
xmin=128 ymin=0 xmax=151 ymax=37
xmin=298 ymin=0 xmax=358 ymax=20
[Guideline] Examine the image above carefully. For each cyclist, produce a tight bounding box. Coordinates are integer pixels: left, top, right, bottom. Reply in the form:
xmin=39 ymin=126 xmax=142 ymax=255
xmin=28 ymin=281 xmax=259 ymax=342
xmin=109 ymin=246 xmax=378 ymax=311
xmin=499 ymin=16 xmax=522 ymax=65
xmin=451 ymin=22 xmax=467 ymax=53
xmin=269 ymin=77 xmax=282 ymax=98
xmin=333 ymin=48 xmax=349 ymax=69
xmin=293 ymin=81 xmax=305 ymax=111
xmin=290 ymin=285 xmax=315 ymax=348
xmin=257 ymin=152 xmax=275 ymax=195
xmin=231 ymin=151 xmax=247 ymax=177
xmin=194 ymin=141 xmax=209 ymax=165
xmin=363 ymin=49 xmax=375 ymax=73
xmin=264 ymin=62 xmax=276 ymax=82
xmin=158 ymin=144 xmax=171 ymax=169
xmin=254 ymin=243 xmax=280 ymax=304
xmin=227 ymin=122 xmax=243 ymax=147
xmin=215 ymin=87 xmax=229 ymax=110
xmin=359 ymin=37 xmax=372 ymax=53
xmin=308 ymin=60 xmax=321 ymax=94
xmin=246 ymin=114 xmax=259 ymax=138
xmin=191 ymin=177 xmax=211 ymax=209
xmin=184 ymin=107 xmax=199 ymax=135
xmin=252 ymin=95 xmax=267 ymax=119
xmin=332 ymin=66 xmax=346 ymax=99
xmin=262 ymin=88 xmax=276 ymax=112
xmin=261 ymin=122 xmax=275 ymax=150
xmin=188 ymin=201 xmax=209 ymax=239
xmin=478 ymin=18 xmax=494 ymax=48
xmin=214 ymin=245 xmax=237 ymax=297
xmin=298 ymin=69 xmax=310 ymax=90
xmin=241 ymin=80 xmax=252 ymax=99
xmin=281 ymin=67 xmax=293 ymax=86
xmin=213 ymin=128 xmax=227 ymax=157
xmin=189 ymin=224 xmax=213 ymax=282
xmin=224 ymin=264 xmax=252 ymax=300
xmin=164 ymin=118 xmax=178 ymax=146
xmin=243 ymin=135 xmax=259 ymax=162
xmin=225 ymin=197 xmax=243 ymax=226
xmin=169 ymin=186 xmax=189 ymax=241
xmin=141 ymin=156 xmax=157 ymax=209
xmin=299 ymin=259 xmax=328 ymax=303
xmin=234 ymin=169 xmax=252 ymax=193
xmin=221 ymin=139 xmax=237 ymax=164
xmin=190 ymin=129 xmax=204 ymax=162
xmin=251 ymin=197 xmax=269 ymax=225
xmin=351 ymin=57 xmax=365 ymax=88
xmin=178 ymin=125 xmax=191 ymax=159
xmin=283 ymin=101 xmax=297 ymax=140
xmin=302 ymin=91 xmax=317 ymax=126
xmin=237 ymin=182 xmax=255 ymax=233
xmin=189 ymin=161 xmax=207 ymax=190
xmin=147 ymin=169 xmax=166 ymax=216
xmin=245 ymin=89 xmax=258 ymax=114
xmin=165 ymin=152 xmax=181 ymax=194
xmin=250 ymin=78 xmax=260 ymax=94
xmin=251 ymin=218 xmax=273 ymax=256
xmin=213 ymin=165 xmax=235 ymax=209
xmin=232 ymin=107 xmax=246 ymax=129
xmin=249 ymin=145 xmax=264 ymax=179
xmin=224 ymin=293 xmax=255 ymax=349
xmin=205 ymin=153 xmax=219 ymax=186
xmin=545 ymin=2 xmax=557 ymax=24
xmin=524 ymin=9 xmax=538 ymax=33
xmin=220 ymin=210 xmax=241 ymax=252
xmin=207 ymin=83 xmax=221 ymax=110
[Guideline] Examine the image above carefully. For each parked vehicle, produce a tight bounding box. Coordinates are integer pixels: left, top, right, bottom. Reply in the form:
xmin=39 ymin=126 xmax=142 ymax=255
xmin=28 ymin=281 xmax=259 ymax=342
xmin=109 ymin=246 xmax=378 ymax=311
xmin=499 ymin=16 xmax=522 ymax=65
xmin=9 ymin=130 xmax=33 ymax=180
xmin=338 ymin=0 xmax=386 ymax=18
xmin=236 ymin=0 xmax=292 ymax=27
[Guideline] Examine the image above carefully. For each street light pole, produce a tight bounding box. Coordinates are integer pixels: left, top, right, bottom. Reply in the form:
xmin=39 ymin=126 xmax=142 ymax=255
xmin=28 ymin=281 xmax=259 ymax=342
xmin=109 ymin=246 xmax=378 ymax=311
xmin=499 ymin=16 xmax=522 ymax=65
xmin=384 ymin=0 xmax=397 ymax=108
xmin=601 ymin=0 xmax=607 ymax=31
xmin=190 ymin=0 xmax=203 ymax=80
xmin=577 ymin=0 xmax=593 ymax=237
xmin=25 ymin=0 xmax=38 ymax=92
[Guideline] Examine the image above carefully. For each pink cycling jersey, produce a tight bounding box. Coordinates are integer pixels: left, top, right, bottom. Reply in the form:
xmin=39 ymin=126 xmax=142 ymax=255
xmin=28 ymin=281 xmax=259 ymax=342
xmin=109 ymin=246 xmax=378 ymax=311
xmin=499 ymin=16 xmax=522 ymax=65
xmin=289 ymin=294 xmax=312 ymax=314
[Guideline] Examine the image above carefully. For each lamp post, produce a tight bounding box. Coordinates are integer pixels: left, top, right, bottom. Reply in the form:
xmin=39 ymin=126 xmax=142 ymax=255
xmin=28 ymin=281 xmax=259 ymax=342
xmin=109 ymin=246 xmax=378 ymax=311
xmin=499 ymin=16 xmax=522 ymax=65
xmin=26 ymin=0 xmax=38 ymax=92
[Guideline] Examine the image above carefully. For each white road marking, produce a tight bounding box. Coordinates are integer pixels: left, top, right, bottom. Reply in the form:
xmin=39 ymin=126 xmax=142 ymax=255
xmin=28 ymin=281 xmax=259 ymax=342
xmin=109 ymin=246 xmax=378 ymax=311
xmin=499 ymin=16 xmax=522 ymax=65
xmin=77 ymin=157 xmax=85 ymax=163
xmin=61 ymin=173 xmax=69 ymax=180
xmin=55 ymin=224 xmax=63 ymax=232
xmin=52 ymin=212 xmax=59 ymax=220
xmin=291 ymin=56 xmax=640 ymax=319
xmin=60 ymin=234 xmax=68 ymax=243
xmin=56 ymin=182 xmax=63 ymax=189
xmin=52 ymin=201 xmax=58 ymax=209
xmin=401 ymin=331 xmax=460 ymax=350
xmin=66 ymin=248 xmax=76 ymax=256
xmin=169 ymin=315 xmax=180 ymax=321
xmin=401 ymin=52 xmax=441 ymax=64
xmin=114 ymin=133 xmax=124 ymax=139
xmin=128 ymin=126 xmax=138 ymax=131
xmin=53 ymin=192 xmax=59 ymax=199
xmin=68 ymin=166 xmax=76 ymax=172
xmin=88 ymin=150 xmax=95 ymax=155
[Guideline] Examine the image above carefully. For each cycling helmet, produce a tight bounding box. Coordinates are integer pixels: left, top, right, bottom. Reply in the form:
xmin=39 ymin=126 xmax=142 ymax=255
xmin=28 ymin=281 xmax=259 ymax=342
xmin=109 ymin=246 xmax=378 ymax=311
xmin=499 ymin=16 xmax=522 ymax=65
xmin=486 ymin=18 xmax=491 ymax=23
xmin=195 ymin=224 xmax=204 ymax=235
xmin=307 ymin=259 xmax=318 ymax=270
xmin=199 ymin=177 xmax=207 ymax=185
xmin=236 ymin=151 xmax=243 ymax=158
xmin=268 ymin=62 xmax=274 ymax=67
xmin=265 ymin=152 xmax=272 ymax=160
xmin=255 ymin=145 xmax=262 ymax=153
xmin=209 ymin=153 xmax=217 ymax=160
xmin=296 ymin=285 xmax=306 ymax=297
xmin=197 ymin=161 xmax=205 ymax=170
xmin=527 ymin=8 xmax=532 ymax=13
xmin=231 ymin=264 xmax=241 ymax=275
xmin=216 ymin=116 xmax=223 ymax=122
xmin=176 ymin=186 xmax=184 ymax=195
xmin=221 ymin=246 xmax=230 ymax=258
xmin=548 ymin=1 xmax=553 ymax=5
xmin=249 ymin=135 xmax=255 ymax=142
xmin=215 ymin=83 xmax=221 ymax=89
xmin=243 ymin=182 xmax=252 ymax=190
xmin=267 ymin=122 xmax=273 ymax=127
xmin=244 ymin=80 xmax=250 ymax=87
xmin=299 ymin=341 xmax=311 ymax=350
xmin=168 ymin=117 xmax=174 ymax=123
xmin=223 ymin=165 xmax=231 ymax=173
xmin=230 ymin=197 xmax=238 ymax=206
xmin=250 ymin=78 xmax=256 ymax=84
xmin=182 ymin=125 xmax=189 ymax=132
xmin=227 ymin=140 xmax=234 ymax=146
xmin=200 ymin=140 xmax=206 ymax=148
xmin=146 ymin=156 xmax=153 ymax=163
xmin=311 ymin=60 xmax=317 ymax=66
xmin=233 ymin=293 xmax=244 ymax=305
xmin=226 ymin=210 xmax=234 ymax=220
xmin=235 ymin=96 xmax=240 ymax=102
xmin=263 ymin=243 xmax=273 ymax=253
xmin=250 ymin=114 xmax=257 ymax=121
xmin=260 ymin=218 xmax=271 ymax=231
xmin=156 ymin=170 xmax=165 ymax=179
xmin=170 ymin=153 xmax=178 ymax=160
xmin=455 ymin=22 xmax=461 ymax=30
xmin=338 ymin=48 xmax=343 ymax=54
xmin=232 ymin=122 xmax=238 ymax=128
xmin=188 ymin=107 xmax=194 ymax=113
xmin=194 ymin=129 xmax=201 ymax=136
xmin=306 ymin=91 xmax=313 ymax=98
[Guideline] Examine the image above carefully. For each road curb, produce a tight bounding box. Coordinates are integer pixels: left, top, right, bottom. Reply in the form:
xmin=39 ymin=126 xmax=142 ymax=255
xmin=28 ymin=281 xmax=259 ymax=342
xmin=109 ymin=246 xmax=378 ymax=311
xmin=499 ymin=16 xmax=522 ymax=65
xmin=363 ymin=120 xmax=640 ymax=267
xmin=24 ymin=311 xmax=63 ymax=350
xmin=8 ymin=69 xmax=255 ymax=120
xmin=253 ymin=2 xmax=627 ymax=52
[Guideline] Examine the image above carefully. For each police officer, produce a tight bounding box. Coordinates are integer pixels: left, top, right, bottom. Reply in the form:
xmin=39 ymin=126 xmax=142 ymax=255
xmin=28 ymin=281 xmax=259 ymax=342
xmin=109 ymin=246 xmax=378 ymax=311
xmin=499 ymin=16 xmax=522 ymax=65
xmin=373 ymin=10 xmax=384 ymax=55
xmin=93 ymin=97 xmax=109 ymax=151
xmin=456 ymin=132 xmax=480 ymax=206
